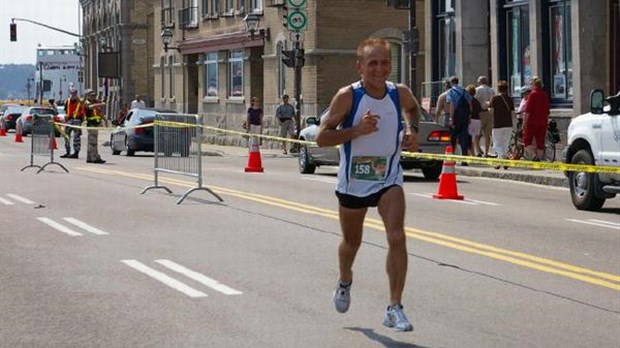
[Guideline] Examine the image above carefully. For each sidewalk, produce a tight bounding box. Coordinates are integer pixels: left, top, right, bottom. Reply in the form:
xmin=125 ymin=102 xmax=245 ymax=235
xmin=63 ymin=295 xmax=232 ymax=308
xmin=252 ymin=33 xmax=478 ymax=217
xmin=201 ymin=143 xmax=569 ymax=188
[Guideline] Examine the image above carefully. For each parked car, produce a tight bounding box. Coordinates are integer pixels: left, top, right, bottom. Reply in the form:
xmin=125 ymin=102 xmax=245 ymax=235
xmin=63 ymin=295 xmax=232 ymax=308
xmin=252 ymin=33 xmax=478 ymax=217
xmin=110 ymin=108 xmax=183 ymax=156
xmin=55 ymin=105 xmax=67 ymax=123
xmin=563 ymin=89 xmax=620 ymax=211
xmin=17 ymin=107 xmax=60 ymax=136
xmin=1 ymin=105 xmax=27 ymax=130
xmin=298 ymin=108 xmax=451 ymax=179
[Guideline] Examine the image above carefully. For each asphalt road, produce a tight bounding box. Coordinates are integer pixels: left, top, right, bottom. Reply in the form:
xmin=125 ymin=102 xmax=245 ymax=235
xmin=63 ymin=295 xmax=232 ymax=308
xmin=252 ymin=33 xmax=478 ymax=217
xmin=1 ymin=135 xmax=619 ymax=348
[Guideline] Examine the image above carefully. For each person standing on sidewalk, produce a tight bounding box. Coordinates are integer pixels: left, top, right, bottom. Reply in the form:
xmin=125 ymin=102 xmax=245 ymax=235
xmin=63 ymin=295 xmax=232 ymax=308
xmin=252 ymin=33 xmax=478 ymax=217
xmin=275 ymin=94 xmax=295 ymax=154
xmin=245 ymin=97 xmax=263 ymax=146
xmin=523 ymin=76 xmax=550 ymax=161
xmin=130 ymin=95 xmax=146 ymax=109
xmin=434 ymin=80 xmax=451 ymax=127
xmin=316 ymin=38 xmax=419 ymax=332
xmin=489 ymin=80 xmax=514 ymax=168
xmin=466 ymin=84 xmax=483 ymax=157
xmin=475 ymin=76 xmax=496 ymax=157
xmin=84 ymin=89 xmax=107 ymax=164
xmin=60 ymin=88 xmax=84 ymax=159
xmin=447 ymin=76 xmax=473 ymax=157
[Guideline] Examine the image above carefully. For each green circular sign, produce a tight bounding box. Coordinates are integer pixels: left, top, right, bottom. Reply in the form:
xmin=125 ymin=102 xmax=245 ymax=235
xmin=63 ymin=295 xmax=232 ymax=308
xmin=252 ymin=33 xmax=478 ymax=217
xmin=287 ymin=10 xmax=307 ymax=31
xmin=287 ymin=0 xmax=307 ymax=7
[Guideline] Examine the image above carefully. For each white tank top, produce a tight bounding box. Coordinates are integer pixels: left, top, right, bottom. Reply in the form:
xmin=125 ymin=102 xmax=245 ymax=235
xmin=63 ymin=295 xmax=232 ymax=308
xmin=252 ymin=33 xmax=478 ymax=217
xmin=336 ymin=81 xmax=404 ymax=196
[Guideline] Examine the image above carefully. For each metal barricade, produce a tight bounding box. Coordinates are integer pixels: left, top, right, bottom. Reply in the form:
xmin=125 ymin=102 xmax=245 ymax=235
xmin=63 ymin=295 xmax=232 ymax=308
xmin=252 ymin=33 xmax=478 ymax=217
xmin=21 ymin=115 xmax=68 ymax=174
xmin=141 ymin=113 xmax=223 ymax=204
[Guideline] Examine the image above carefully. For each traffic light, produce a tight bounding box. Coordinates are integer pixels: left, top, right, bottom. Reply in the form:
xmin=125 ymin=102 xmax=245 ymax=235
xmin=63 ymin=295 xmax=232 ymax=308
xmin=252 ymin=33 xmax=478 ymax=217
xmin=282 ymin=50 xmax=295 ymax=68
xmin=10 ymin=23 xmax=16 ymax=42
xmin=295 ymin=48 xmax=305 ymax=68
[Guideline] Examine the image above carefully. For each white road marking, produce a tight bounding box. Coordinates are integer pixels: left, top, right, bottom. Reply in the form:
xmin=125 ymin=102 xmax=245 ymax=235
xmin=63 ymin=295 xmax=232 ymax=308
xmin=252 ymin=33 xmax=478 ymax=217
xmin=36 ymin=217 xmax=82 ymax=236
xmin=62 ymin=217 xmax=109 ymax=235
xmin=0 ymin=197 xmax=14 ymax=205
xmin=566 ymin=219 xmax=620 ymax=230
xmin=588 ymin=219 xmax=620 ymax=227
xmin=464 ymin=198 xmax=500 ymax=206
xmin=301 ymin=176 xmax=338 ymax=184
xmin=6 ymin=194 xmax=35 ymax=204
xmin=155 ymin=259 xmax=242 ymax=295
xmin=121 ymin=260 xmax=208 ymax=298
xmin=409 ymin=193 xmax=478 ymax=205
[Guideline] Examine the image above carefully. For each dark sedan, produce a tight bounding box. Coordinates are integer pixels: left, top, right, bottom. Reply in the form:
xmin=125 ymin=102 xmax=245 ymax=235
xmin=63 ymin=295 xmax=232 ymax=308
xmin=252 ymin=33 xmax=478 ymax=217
xmin=298 ymin=108 xmax=451 ymax=180
xmin=110 ymin=108 xmax=183 ymax=156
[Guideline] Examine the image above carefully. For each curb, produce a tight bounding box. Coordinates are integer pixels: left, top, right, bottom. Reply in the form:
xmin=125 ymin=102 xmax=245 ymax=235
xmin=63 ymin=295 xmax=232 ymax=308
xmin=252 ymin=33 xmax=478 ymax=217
xmin=456 ymin=167 xmax=568 ymax=188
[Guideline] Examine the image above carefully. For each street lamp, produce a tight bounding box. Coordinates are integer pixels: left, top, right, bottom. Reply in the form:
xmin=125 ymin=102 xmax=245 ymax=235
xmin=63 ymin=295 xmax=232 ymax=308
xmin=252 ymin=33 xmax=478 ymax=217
xmin=243 ymin=13 xmax=260 ymax=38
xmin=160 ymin=28 xmax=179 ymax=52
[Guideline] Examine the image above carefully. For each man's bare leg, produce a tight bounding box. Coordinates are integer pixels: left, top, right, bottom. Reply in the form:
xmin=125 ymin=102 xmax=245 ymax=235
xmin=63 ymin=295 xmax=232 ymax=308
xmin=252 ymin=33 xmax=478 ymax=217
xmin=338 ymin=206 xmax=367 ymax=284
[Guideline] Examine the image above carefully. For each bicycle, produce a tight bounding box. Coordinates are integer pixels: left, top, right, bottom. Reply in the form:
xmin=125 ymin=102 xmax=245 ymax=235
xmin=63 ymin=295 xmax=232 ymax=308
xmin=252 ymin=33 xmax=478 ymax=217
xmin=507 ymin=118 xmax=561 ymax=162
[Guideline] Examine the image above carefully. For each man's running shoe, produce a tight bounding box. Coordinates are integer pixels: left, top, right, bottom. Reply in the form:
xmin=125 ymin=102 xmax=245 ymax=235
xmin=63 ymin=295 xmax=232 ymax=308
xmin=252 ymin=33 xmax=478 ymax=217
xmin=333 ymin=280 xmax=351 ymax=313
xmin=383 ymin=304 xmax=414 ymax=332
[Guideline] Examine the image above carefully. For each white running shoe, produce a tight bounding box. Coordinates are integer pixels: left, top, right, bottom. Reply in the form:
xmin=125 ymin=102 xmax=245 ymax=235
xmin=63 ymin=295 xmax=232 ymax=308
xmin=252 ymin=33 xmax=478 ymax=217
xmin=332 ymin=280 xmax=351 ymax=313
xmin=383 ymin=304 xmax=414 ymax=332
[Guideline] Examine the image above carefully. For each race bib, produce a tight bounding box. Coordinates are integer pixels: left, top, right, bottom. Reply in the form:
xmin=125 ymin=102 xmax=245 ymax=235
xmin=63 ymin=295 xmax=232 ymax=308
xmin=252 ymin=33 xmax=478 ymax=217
xmin=350 ymin=156 xmax=387 ymax=181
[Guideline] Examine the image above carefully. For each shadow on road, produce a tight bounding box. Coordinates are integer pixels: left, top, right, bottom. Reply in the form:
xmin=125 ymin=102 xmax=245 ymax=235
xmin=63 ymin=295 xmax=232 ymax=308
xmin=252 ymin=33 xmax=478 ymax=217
xmin=344 ymin=327 xmax=431 ymax=348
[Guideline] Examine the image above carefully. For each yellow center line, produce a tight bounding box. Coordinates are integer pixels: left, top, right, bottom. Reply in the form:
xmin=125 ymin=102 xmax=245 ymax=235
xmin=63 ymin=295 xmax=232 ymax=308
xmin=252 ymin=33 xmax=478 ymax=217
xmin=77 ymin=166 xmax=620 ymax=291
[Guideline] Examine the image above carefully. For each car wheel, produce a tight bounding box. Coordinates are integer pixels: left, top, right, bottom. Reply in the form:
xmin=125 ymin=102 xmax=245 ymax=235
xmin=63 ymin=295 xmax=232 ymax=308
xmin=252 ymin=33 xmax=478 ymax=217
xmin=422 ymin=161 xmax=443 ymax=180
xmin=125 ymin=137 xmax=135 ymax=156
xmin=569 ymin=149 xmax=605 ymax=211
xmin=299 ymin=144 xmax=316 ymax=174
xmin=110 ymin=135 xmax=120 ymax=155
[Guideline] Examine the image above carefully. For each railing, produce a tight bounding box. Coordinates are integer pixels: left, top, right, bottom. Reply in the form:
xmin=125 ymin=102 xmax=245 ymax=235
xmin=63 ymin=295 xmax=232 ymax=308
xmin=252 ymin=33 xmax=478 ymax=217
xmin=20 ymin=115 xmax=68 ymax=174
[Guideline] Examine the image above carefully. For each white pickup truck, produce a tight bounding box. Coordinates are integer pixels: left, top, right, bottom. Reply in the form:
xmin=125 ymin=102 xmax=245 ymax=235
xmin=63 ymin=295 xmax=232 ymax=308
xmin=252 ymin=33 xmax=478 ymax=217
xmin=564 ymin=90 xmax=620 ymax=210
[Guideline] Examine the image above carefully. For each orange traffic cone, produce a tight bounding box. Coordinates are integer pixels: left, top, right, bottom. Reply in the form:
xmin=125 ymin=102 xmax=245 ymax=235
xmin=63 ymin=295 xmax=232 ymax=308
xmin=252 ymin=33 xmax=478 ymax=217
xmin=433 ymin=146 xmax=464 ymax=200
xmin=14 ymin=121 xmax=23 ymax=143
xmin=245 ymin=136 xmax=264 ymax=172
xmin=49 ymin=136 xmax=58 ymax=150
xmin=0 ymin=119 xmax=6 ymax=136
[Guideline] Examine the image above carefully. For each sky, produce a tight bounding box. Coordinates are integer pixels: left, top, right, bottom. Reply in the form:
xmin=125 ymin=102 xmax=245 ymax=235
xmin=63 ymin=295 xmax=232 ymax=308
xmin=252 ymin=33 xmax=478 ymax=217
xmin=0 ymin=0 xmax=81 ymax=65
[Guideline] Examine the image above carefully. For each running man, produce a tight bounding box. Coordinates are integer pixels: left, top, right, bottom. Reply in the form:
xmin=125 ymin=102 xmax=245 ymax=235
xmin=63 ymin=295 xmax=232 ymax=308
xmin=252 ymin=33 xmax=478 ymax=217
xmin=316 ymin=38 xmax=419 ymax=332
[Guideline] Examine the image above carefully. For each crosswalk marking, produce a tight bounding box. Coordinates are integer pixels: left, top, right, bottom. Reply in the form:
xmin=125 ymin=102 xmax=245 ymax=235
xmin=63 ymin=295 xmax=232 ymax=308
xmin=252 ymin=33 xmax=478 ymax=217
xmin=0 ymin=197 xmax=15 ymax=205
xmin=36 ymin=217 xmax=83 ymax=237
xmin=63 ymin=217 xmax=109 ymax=235
xmin=6 ymin=194 xmax=34 ymax=204
xmin=566 ymin=219 xmax=620 ymax=230
xmin=155 ymin=260 xmax=242 ymax=295
xmin=121 ymin=260 xmax=208 ymax=298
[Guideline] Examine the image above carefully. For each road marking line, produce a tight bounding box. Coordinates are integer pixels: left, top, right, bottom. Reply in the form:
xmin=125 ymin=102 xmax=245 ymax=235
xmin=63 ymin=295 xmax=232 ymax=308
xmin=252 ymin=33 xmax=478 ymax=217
xmin=121 ymin=260 xmax=208 ymax=298
xmin=588 ymin=219 xmax=620 ymax=227
xmin=78 ymin=166 xmax=620 ymax=290
xmin=62 ymin=217 xmax=109 ymax=235
xmin=36 ymin=217 xmax=82 ymax=237
xmin=7 ymin=194 xmax=34 ymax=204
xmin=409 ymin=193 xmax=478 ymax=205
xmin=155 ymin=260 xmax=242 ymax=295
xmin=0 ymin=197 xmax=14 ymax=205
xmin=301 ymin=176 xmax=338 ymax=184
xmin=465 ymin=198 xmax=500 ymax=206
xmin=566 ymin=219 xmax=620 ymax=230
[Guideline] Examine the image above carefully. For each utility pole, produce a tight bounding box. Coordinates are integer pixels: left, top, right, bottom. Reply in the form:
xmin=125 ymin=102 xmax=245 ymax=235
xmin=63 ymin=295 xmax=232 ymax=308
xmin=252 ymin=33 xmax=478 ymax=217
xmin=387 ymin=0 xmax=418 ymax=94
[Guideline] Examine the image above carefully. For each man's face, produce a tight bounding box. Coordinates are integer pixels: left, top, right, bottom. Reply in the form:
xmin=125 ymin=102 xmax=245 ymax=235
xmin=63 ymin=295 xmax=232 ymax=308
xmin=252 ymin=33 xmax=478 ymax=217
xmin=70 ymin=92 xmax=78 ymax=100
xmin=283 ymin=96 xmax=289 ymax=103
xmin=356 ymin=45 xmax=391 ymax=87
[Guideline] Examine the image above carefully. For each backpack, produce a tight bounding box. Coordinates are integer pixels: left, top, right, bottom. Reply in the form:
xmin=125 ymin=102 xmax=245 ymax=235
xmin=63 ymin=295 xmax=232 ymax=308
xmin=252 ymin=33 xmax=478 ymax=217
xmin=452 ymin=88 xmax=470 ymax=125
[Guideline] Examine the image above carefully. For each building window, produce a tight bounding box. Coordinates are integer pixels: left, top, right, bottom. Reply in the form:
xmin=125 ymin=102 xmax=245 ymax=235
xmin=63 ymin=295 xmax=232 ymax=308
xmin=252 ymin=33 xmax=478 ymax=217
xmin=228 ymin=50 xmax=244 ymax=97
xmin=204 ymin=52 xmax=218 ymax=97
xmin=277 ymin=41 xmax=286 ymax=97
xmin=613 ymin=0 xmax=620 ymax=92
xmin=506 ymin=4 xmax=531 ymax=95
xmin=189 ymin=0 xmax=199 ymax=26
xmin=251 ymin=0 xmax=262 ymax=13
xmin=434 ymin=2 xmax=456 ymax=81
xmin=237 ymin=0 xmax=245 ymax=14
xmin=224 ymin=0 xmax=234 ymax=15
xmin=160 ymin=57 xmax=166 ymax=98
xmin=168 ymin=55 xmax=175 ymax=99
xmin=161 ymin=0 xmax=174 ymax=27
xmin=202 ymin=0 xmax=208 ymax=17
xmin=210 ymin=0 xmax=220 ymax=15
xmin=548 ymin=1 xmax=572 ymax=100
xmin=388 ymin=42 xmax=403 ymax=83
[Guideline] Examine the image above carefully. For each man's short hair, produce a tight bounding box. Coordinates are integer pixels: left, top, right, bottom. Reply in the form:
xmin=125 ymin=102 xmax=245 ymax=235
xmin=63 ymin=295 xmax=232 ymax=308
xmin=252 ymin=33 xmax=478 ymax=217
xmin=449 ymin=76 xmax=459 ymax=86
xmin=356 ymin=38 xmax=390 ymax=61
xmin=282 ymin=94 xmax=289 ymax=98
xmin=477 ymin=76 xmax=488 ymax=85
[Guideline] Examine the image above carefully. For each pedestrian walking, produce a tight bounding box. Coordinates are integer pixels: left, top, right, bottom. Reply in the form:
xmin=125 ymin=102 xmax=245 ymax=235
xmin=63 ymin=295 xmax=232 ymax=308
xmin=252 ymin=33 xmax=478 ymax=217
xmin=316 ymin=38 xmax=419 ymax=332
xmin=245 ymin=97 xmax=263 ymax=146
xmin=475 ymin=76 xmax=496 ymax=157
xmin=488 ymin=80 xmax=514 ymax=167
xmin=466 ymin=84 xmax=482 ymax=157
xmin=523 ymin=76 xmax=550 ymax=161
xmin=84 ymin=89 xmax=107 ymax=164
xmin=275 ymin=94 xmax=296 ymax=154
xmin=434 ymin=80 xmax=451 ymax=127
xmin=447 ymin=76 xmax=472 ymax=157
xmin=60 ymin=88 xmax=85 ymax=159
xmin=130 ymin=95 xmax=146 ymax=109
xmin=48 ymin=99 xmax=58 ymax=114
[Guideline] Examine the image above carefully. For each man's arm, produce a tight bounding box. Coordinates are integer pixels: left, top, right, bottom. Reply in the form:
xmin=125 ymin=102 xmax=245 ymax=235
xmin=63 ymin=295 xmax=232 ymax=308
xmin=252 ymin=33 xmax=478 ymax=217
xmin=397 ymin=84 xmax=420 ymax=152
xmin=316 ymin=86 xmax=378 ymax=147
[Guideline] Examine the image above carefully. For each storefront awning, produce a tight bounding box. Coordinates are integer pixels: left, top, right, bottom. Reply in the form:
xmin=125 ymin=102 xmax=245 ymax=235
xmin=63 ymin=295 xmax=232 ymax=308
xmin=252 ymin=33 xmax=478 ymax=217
xmin=177 ymin=30 xmax=264 ymax=55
